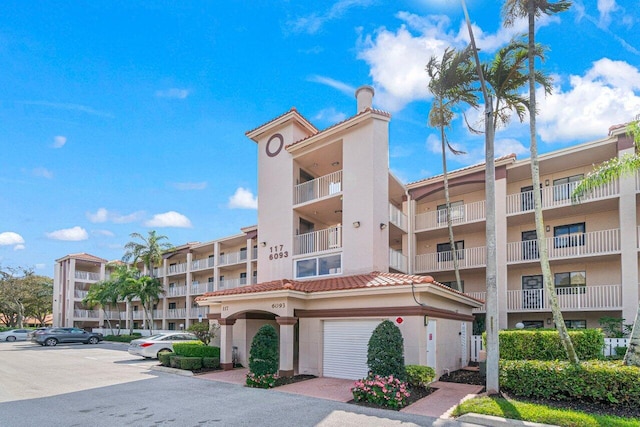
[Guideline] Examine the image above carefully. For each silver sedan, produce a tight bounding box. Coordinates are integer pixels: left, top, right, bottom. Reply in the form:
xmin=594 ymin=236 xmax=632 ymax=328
xmin=127 ymin=332 xmax=199 ymax=359
xmin=0 ymin=329 xmax=30 ymax=342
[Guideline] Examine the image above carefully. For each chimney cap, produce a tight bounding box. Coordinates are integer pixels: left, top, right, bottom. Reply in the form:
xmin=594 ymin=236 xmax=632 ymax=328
xmin=355 ymin=85 xmax=375 ymax=98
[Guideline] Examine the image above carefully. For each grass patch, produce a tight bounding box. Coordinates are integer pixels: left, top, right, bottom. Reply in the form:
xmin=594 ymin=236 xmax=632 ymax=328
xmin=454 ymin=396 xmax=640 ymax=427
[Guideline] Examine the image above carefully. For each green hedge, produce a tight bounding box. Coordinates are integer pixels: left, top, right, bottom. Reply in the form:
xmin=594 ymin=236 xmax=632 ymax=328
xmin=406 ymin=365 xmax=436 ymax=388
xmin=103 ymin=334 xmax=142 ymax=343
xmin=500 ymin=360 xmax=640 ymax=406
xmin=497 ymin=329 xmax=604 ymax=360
xmin=173 ymin=341 xmax=219 ymax=358
xmin=178 ymin=357 xmax=202 ymax=370
xmin=158 ymin=352 xmax=172 ymax=366
xmin=203 ymin=357 xmax=220 ymax=369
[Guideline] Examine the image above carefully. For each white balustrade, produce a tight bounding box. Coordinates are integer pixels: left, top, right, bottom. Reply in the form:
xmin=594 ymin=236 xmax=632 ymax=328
xmin=414 ymin=246 xmax=486 ymax=273
xmin=191 ymin=258 xmax=214 ymax=271
xmin=74 ymin=289 xmax=89 ymax=299
xmin=294 ymin=226 xmax=342 ymax=256
xmin=166 ymin=286 xmax=186 ymax=297
xmin=166 ymin=308 xmax=187 ymax=318
xmin=389 ymin=248 xmax=408 ymax=273
xmin=506 ymin=284 xmax=622 ymax=311
xmin=294 ymin=170 xmax=342 ymax=205
xmin=218 ymin=250 xmax=248 ymax=266
xmin=218 ymin=277 xmax=249 ymax=291
xmin=467 ymin=292 xmax=486 ymax=313
xmin=167 ymin=263 xmax=187 ymax=275
xmin=415 ymin=200 xmax=485 ymax=231
xmin=389 ymin=204 xmax=407 ymax=231
xmin=74 ymin=270 xmax=100 ymax=281
xmin=73 ymin=309 xmax=99 ymax=318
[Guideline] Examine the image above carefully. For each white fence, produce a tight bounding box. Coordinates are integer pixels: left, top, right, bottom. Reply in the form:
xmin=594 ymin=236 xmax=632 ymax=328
xmin=470 ymin=335 xmax=630 ymax=361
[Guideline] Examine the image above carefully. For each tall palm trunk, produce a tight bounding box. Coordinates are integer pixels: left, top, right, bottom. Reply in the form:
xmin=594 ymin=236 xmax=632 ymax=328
xmin=525 ymin=1 xmax=578 ymax=364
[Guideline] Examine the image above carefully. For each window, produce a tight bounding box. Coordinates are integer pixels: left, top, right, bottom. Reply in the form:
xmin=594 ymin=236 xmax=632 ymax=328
xmin=168 ymin=322 xmax=176 ymax=331
xmin=521 ymin=230 xmax=538 ymax=260
xmin=553 ymin=174 xmax=583 ymax=201
xmin=240 ymin=247 xmax=247 ymax=261
xmin=554 ymin=271 xmax=586 ymax=294
xmin=554 ymin=223 xmax=585 ymax=248
xmin=295 ymin=254 xmax=341 ymax=279
xmin=565 ymin=320 xmax=586 ymax=329
xmin=240 ymin=272 xmax=247 ymax=285
xmin=520 ymin=184 xmax=541 ymax=211
xmin=522 ymin=321 xmax=544 ymax=329
xmin=437 ymin=201 xmax=464 ymax=224
xmin=437 ymin=241 xmax=464 ymax=262
xmin=440 ymin=280 xmax=464 ymax=292
xmin=133 ymin=306 xmax=139 ymax=312
xmin=522 ymin=275 xmax=543 ymax=309
xmin=169 ymin=302 xmax=177 ymax=310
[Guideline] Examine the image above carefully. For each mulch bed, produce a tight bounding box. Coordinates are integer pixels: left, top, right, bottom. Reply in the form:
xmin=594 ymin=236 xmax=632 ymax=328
xmin=441 ymin=368 xmax=640 ymax=419
xmin=275 ymin=374 xmax=317 ymax=386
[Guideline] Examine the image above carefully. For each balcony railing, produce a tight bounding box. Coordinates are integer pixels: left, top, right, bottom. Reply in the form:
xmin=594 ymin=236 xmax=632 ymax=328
xmin=389 ymin=204 xmax=407 ymax=232
xmin=104 ymin=311 xmax=126 ymax=320
xmin=389 ymin=248 xmax=408 ymax=273
xmin=73 ymin=309 xmax=99 ymax=318
xmin=507 ymin=229 xmax=620 ymax=263
xmin=189 ymin=307 xmax=210 ymax=318
xmin=167 ymin=286 xmax=186 ymax=297
xmin=190 ymin=282 xmax=208 ymax=295
xmin=252 ymin=247 xmax=258 ymax=260
xmin=466 ymin=292 xmax=486 ymax=313
xmin=415 ymin=200 xmax=485 ymax=232
xmin=132 ymin=311 xmax=143 ymax=320
xmin=74 ymin=289 xmax=89 ymax=299
xmin=506 ymin=180 xmax=619 ymax=215
xmin=167 ymin=263 xmax=187 ymax=275
xmin=294 ymin=170 xmax=342 ymax=205
xmin=74 ymin=270 xmax=100 ymax=281
xmin=218 ymin=250 xmax=248 ymax=267
xmin=152 ymin=267 xmax=164 ymax=277
xmin=506 ymin=284 xmax=622 ymax=311
xmin=218 ymin=277 xmax=249 ymax=291
xmin=191 ymin=258 xmax=214 ymax=271
xmin=167 ymin=308 xmax=186 ymax=318
xmin=414 ymin=246 xmax=486 ymax=273
xmin=294 ymin=225 xmax=342 ymax=256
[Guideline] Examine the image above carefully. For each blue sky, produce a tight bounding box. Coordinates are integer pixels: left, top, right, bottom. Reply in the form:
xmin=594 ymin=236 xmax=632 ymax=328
xmin=1 ymin=1 xmax=638 ymax=274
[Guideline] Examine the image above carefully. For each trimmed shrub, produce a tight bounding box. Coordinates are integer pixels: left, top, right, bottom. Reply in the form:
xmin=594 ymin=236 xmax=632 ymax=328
xmin=406 ymin=365 xmax=436 ymax=388
xmin=367 ymin=320 xmax=406 ymax=380
xmin=178 ymin=357 xmax=202 ymax=370
xmin=351 ymin=374 xmax=411 ymax=410
xmin=203 ymin=357 xmax=220 ymax=369
xmin=158 ymin=352 xmax=172 ymax=367
xmin=246 ymin=372 xmax=279 ymax=388
xmin=169 ymin=355 xmax=181 ymax=368
xmin=103 ymin=334 xmax=142 ymax=343
xmin=174 ymin=341 xmax=220 ymax=358
xmin=500 ymin=360 xmax=640 ymax=406
xmin=498 ymin=329 xmax=604 ymax=360
xmin=248 ymin=324 xmax=279 ymax=377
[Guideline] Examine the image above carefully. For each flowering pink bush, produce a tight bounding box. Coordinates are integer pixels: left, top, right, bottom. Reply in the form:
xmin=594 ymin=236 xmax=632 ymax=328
xmin=351 ymin=374 xmax=411 ymax=409
xmin=246 ymin=372 xmax=279 ymax=388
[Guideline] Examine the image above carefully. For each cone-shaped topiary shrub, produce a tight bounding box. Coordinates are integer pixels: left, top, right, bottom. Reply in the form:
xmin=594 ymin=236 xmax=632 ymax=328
xmin=248 ymin=324 xmax=279 ymax=376
xmin=367 ymin=320 xmax=406 ymax=380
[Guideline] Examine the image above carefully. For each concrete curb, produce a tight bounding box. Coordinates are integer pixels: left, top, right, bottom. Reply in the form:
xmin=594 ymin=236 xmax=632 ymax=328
xmin=150 ymin=365 xmax=194 ymax=377
xmin=457 ymin=413 xmax=559 ymax=427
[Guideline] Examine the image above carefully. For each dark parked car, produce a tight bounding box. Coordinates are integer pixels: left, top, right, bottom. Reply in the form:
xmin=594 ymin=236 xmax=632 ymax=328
xmin=32 ymin=327 xmax=103 ymax=346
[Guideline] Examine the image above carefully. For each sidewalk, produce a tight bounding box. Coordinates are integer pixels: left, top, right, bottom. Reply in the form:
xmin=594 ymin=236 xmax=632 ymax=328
xmin=196 ymin=368 xmax=483 ymax=420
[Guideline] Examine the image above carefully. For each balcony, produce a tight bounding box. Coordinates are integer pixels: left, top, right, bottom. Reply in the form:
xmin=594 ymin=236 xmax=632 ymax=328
xmin=294 ymin=170 xmax=342 ymax=205
xmin=389 ymin=248 xmax=408 ymax=273
xmin=167 ymin=263 xmax=187 ymax=275
xmin=152 ymin=267 xmax=164 ymax=277
xmin=389 ymin=204 xmax=407 ymax=232
xmin=167 ymin=286 xmax=186 ymax=297
xmin=74 ymin=289 xmax=89 ymax=299
xmin=414 ymin=246 xmax=486 ymax=274
xmin=506 ymin=284 xmax=622 ymax=312
xmin=167 ymin=308 xmax=187 ymax=318
xmin=190 ymin=282 xmax=208 ymax=295
xmin=218 ymin=277 xmax=249 ymax=291
xmin=74 ymin=270 xmax=100 ymax=282
xmin=506 ymin=229 xmax=620 ymax=264
xmin=189 ymin=307 xmax=210 ymax=318
xmin=73 ymin=309 xmax=99 ymax=318
xmin=294 ymin=225 xmax=342 ymax=256
xmin=467 ymin=292 xmax=486 ymax=313
xmin=191 ymin=258 xmax=214 ymax=271
xmin=506 ymin=180 xmax=619 ymax=215
xmin=132 ymin=311 xmax=143 ymax=320
xmin=415 ymin=200 xmax=485 ymax=232
xmin=104 ymin=311 xmax=126 ymax=320
xmin=218 ymin=250 xmax=249 ymax=267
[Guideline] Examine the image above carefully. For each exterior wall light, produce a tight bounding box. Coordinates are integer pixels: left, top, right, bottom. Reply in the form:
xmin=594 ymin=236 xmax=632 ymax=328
xmin=352 ymin=221 xmax=360 ymax=228
xmin=260 ymin=242 xmax=267 ymax=247
xmin=380 ymin=223 xmax=387 ymax=230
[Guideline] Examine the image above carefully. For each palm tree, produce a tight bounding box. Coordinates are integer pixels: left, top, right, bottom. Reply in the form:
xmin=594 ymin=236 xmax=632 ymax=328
xmin=108 ymin=263 xmax=141 ymax=335
xmin=123 ymin=230 xmax=173 ymax=278
xmin=426 ymin=46 xmax=479 ymax=292
xmin=136 ymin=275 xmax=165 ymax=335
xmin=83 ymin=281 xmax=117 ymax=335
xmin=503 ymin=0 xmax=577 ymax=364
xmin=572 ymin=120 xmax=640 ymax=366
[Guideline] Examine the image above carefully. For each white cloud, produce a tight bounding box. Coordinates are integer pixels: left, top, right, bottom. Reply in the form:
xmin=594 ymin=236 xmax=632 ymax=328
xmin=537 ymin=58 xmax=640 ymax=142
xmin=172 ymin=181 xmax=207 ymax=190
xmin=144 ymin=211 xmax=193 ymax=228
xmin=19 ymin=101 xmax=114 ymax=118
xmin=228 ymin=187 xmax=258 ymax=209
xmin=92 ymin=229 xmax=115 ymax=237
xmin=308 ymin=75 xmax=355 ymax=96
xmin=0 ymin=232 xmax=25 ymax=251
xmin=52 ymin=135 xmax=67 ymax=148
xmin=155 ymin=88 xmax=190 ymax=99
xmin=314 ymin=107 xmax=347 ymax=123
xmin=597 ymin=0 xmax=618 ymax=27
xmin=32 ymin=167 xmax=53 ymax=179
xmin=86 ymin=208 xmax=143 ymax=224
xmin=46 ymin=226 xmax=89 ymax=241
xmin=287 ymin=0 xmax=376 ymax=35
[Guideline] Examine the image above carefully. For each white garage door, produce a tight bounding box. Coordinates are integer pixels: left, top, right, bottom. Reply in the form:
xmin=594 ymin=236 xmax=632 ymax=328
xmin=323 ymin=320 xmax=381 ymax=380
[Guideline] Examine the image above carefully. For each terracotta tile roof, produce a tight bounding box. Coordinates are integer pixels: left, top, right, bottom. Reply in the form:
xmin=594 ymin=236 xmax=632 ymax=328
xmin=245 ymin=107 xmax=318 ymax=137
xmin=196 ymin=271 xmax=480 ymax=302
xmin=286 ymin=107 xmax=392 ymax=149
xmin=406 ymin=153 xmax=517 ymax=186
xmin=58 ymin=252 xmax=108 ymax=263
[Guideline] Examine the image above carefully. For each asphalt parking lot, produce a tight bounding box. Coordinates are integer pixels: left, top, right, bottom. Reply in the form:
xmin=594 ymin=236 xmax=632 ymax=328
xmin=0 ymin=341 xmax=475 ymax=427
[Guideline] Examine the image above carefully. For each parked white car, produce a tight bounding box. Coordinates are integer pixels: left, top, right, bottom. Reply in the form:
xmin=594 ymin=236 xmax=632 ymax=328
xmin=0 ymin=329 xmax=30 ymax=342
xmin=127 ymin=332 xmax=199 ymax=359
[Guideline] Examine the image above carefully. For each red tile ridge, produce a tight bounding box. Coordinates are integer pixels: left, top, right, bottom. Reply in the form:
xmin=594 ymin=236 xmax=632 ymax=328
xmin=245 ymin=107 xmax=318 ymax=137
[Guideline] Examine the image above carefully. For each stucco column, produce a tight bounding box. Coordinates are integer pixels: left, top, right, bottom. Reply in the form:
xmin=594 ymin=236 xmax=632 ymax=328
xmin=618 ymin=146 xmax=638 ymax=323
xmin=276 ymin=316 xmax=298 ymax=377
xmin=219 ymin=318 xmax=236 ymax=371
xmin=495 ymin=168 xmax=508 ymax=330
